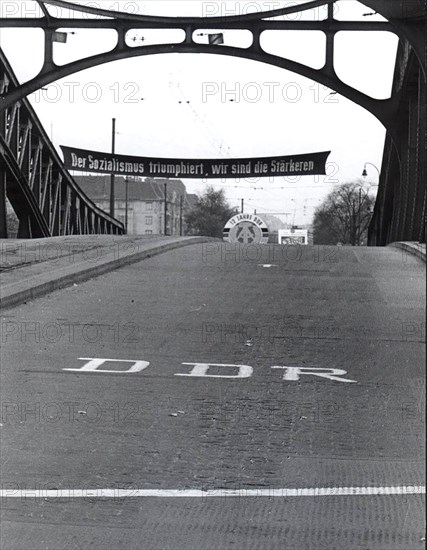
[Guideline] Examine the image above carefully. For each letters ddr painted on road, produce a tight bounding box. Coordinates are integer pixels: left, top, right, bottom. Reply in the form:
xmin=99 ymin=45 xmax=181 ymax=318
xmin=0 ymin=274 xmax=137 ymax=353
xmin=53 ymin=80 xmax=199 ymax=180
xmin=223 ymin=214 xmax=269 ymax=244
xmin=64 ymin=358 xmax=357 ymax=383
xmin=60 ymin=146 xmax=331 ymax=179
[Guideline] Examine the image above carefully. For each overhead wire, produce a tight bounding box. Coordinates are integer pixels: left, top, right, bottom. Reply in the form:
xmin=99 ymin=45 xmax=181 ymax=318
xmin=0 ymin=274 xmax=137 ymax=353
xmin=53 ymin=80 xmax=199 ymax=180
xmin=168 ymin=72 xmax=234 ymax=159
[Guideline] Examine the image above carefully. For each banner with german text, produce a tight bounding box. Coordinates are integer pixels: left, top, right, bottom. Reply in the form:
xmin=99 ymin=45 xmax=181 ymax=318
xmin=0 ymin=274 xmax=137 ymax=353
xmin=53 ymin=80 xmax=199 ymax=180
xmin=61 ymin=146 xmax=331 ymax=179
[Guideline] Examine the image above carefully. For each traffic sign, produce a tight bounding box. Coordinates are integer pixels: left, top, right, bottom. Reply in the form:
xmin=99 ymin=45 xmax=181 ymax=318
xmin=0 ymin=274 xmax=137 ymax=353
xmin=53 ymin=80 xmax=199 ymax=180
xmin=223 ymin=214 xmax=269 ymax=244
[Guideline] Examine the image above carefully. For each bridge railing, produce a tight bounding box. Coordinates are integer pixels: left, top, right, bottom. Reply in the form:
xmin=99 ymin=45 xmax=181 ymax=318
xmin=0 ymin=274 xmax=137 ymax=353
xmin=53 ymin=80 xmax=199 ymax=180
xmin=0 ymin=48 xmax=124 ymax=238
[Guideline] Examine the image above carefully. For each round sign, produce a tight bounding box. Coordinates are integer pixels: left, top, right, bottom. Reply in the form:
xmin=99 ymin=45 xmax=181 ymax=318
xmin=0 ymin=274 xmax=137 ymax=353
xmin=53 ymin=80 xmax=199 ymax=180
xmin=223 ymin=214 xmax=269 ymax=244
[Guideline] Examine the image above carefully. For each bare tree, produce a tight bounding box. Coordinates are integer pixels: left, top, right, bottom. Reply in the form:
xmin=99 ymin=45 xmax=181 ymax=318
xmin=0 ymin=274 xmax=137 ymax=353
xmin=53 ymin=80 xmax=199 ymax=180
xmin=6 ymin=209 xmax=19 ymax=238
xmin=313 ymin=182 xmax=375 ymax=245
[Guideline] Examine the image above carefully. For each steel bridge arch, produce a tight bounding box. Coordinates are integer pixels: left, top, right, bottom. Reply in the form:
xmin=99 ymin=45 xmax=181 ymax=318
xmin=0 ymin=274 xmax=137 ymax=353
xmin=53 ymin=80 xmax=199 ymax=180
xmin=1 ymin=0 xmax=425 ymax=243
xmin=0 ymin=0 xmax=409 ymax=147
xmin=3 ymin=42 xmax=400 ymax=130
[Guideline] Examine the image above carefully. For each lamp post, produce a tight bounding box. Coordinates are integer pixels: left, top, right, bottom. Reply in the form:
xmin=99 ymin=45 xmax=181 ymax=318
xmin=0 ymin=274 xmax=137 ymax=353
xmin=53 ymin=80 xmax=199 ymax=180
xmin=125 ymin=177 xmax=129 ymax=234
xmin=164 ymin=182 xmax=168 ymax=236
xmin=361 ymin=163 xmax=380 ymax=204
xmin=179 ymin=195 xmax=184 ymax=236
xmin=110 ymin=118 xmax=116 ymax=217
xmin=362 ymin=162 xmax=380 ymax=181
xmin=357 ymin=187 xmax=362 ymax=245
xmin=359 ymin=164 xmax=380 ymax=245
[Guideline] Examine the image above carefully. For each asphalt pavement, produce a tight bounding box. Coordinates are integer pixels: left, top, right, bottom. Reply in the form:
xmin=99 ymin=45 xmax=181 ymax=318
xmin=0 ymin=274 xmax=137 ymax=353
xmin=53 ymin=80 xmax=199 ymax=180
xmin=0 ymin=241 xmax=425 ymax=549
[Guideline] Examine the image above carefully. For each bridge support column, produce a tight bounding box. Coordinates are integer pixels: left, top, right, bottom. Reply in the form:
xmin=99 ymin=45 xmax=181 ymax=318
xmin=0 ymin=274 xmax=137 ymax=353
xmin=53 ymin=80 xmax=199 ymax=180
xmin=0 ymin=169 xmax=7 ymax=238
xmin=17 ymin=215 xmax=31 ymax=239
xmin=369 ymin=43 xmax=426 ymax=246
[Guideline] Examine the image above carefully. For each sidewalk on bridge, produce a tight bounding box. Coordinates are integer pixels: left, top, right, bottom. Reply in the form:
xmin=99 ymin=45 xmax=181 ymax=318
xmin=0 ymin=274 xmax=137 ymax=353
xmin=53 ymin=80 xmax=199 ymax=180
xmin=388 ymin=241 xmax=426 ymax=263
xmin=0 ymin=235 xmax=216 ymax=310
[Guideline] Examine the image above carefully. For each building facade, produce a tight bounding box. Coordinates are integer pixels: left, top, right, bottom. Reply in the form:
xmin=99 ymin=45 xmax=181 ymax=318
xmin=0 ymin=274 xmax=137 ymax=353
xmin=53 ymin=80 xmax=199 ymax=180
xmin=74 ymin=176 xmax=197 ymax=236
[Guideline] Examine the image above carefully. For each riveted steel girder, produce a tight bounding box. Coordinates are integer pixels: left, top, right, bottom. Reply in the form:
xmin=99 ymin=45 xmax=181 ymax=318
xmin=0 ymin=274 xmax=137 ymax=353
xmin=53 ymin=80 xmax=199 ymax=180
xmin=0 ymin=48 xmax=125 ymax=237
xmin=1 ymin=0 xmax=424 ymax=243
xmin=0 ymin=0 xmax=407 ymax=140
xmin=360 ymin=0 xmax=426 ymax=79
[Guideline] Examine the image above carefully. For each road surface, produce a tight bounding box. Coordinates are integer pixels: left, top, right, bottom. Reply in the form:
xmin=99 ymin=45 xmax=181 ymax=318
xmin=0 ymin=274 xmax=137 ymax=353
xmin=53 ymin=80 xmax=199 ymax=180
xmin=1 ymin=243 xmax=425 ymax=549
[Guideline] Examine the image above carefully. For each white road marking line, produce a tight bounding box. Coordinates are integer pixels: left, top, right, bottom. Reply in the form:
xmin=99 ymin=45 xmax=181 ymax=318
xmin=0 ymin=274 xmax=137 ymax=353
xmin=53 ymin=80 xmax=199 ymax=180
xmin=1 ymin=486 xmax=425 ymax=499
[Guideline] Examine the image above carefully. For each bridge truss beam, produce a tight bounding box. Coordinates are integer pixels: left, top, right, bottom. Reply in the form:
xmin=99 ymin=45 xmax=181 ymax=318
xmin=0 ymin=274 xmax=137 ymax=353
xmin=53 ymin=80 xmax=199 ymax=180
xmin=0 ymin=49 xmax=124 ymax=238
xmin=0 ymin=0 xmax=425 ymax=242
xmin=0 ymin=0 xmax=405 ymax=137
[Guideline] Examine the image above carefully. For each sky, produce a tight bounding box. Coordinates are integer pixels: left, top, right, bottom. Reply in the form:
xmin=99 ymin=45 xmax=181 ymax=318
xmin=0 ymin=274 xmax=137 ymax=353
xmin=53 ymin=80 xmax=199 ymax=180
xmin=0 ymin=0 xmax=398 ymax=224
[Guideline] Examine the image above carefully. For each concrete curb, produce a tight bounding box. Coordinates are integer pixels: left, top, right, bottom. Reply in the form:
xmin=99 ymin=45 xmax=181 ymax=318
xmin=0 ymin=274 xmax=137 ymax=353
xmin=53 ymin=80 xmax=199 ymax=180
xmin=0 ymin=236 xmax=217 ymax=311
xmin=388 ymin=242 xmax=426 ymax=263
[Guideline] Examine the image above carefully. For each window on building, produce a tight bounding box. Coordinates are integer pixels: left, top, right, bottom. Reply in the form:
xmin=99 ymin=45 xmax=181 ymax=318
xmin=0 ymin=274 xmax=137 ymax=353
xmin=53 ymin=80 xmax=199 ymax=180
xmin=145 ymin=230 xmax=153 ymax=235
xmin=146 ymin=202 xmax=153 ymax=210
xmin=145 ymin=216 xmax=153 ymax=225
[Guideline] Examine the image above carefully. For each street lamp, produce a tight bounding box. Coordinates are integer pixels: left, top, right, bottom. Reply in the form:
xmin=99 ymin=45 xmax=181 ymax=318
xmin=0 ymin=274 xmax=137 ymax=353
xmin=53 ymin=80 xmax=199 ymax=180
xmin=358 ymin=165 xmax=380 ymax=245
xmin=164 ymin=182 xmax=168 ymax=236
xmin=110 ymin=118 xmax=117 ymax=217
xmin=125 ymin=177 xmax=129 ymax=234
xmin=361 ymin=163 xmax=380 ymax=198
xmin=362 ymin=162 xmax=380 ymax=180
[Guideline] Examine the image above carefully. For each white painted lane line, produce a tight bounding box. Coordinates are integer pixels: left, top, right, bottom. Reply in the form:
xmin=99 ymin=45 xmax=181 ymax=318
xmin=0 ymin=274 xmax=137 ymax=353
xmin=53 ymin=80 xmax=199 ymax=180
xmin=1 ymin=486 xmax=425 ymax=499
